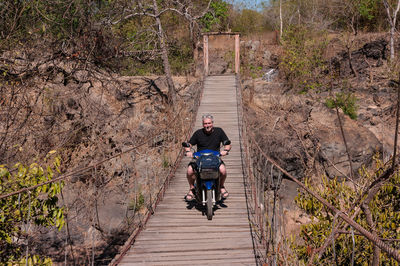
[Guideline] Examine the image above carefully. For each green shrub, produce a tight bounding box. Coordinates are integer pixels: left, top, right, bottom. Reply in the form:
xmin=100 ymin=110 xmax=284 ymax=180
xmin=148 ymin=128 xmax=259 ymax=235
xmin=293 ymin=158 xmax=400 ymax=264
xmin=129 ymin=192 xmax=145 ymax=212
xmin=0 ymin=154 xmax=64 ymax=264
xmin=279 ymin=26 xmax=328 ymax=93
xmin=325 ymin=92 xmax=358 ymax=120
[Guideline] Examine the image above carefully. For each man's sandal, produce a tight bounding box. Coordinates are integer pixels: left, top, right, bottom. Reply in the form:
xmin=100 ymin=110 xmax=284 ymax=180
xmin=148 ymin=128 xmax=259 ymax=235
xmin=184 ymin=190 xmax=195 ymax=201
xmin=221 ymin=187 xmax=229 ymax=199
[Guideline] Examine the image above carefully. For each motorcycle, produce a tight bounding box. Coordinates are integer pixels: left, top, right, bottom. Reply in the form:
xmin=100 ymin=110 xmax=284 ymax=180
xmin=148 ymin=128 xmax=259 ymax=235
xmin=182 ymin=140 xmax=231 ymax=220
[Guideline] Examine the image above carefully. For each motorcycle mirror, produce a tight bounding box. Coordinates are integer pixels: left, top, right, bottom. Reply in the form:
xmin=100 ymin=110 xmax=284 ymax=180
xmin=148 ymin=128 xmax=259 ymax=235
xmin=182 ymin=142 xmax=190 ymax=148
xmin=223 ymin=140 xmax=231 ymax=145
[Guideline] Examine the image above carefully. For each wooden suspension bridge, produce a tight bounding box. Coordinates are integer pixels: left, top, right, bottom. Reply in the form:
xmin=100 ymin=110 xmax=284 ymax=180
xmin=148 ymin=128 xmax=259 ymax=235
xmin=115 ymin=74 xmax=257 ymax=265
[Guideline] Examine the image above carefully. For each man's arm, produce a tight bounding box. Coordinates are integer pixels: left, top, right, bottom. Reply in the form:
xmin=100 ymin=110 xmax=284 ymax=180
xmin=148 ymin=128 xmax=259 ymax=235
xmin=185 ymin=130 xmax=198 ymax=157
xmin=219 ymin=128 xmax=231 ymax=156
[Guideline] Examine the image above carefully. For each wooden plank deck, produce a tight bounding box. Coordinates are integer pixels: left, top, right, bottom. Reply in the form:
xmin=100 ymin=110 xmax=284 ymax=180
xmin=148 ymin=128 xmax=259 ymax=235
xmin=119 ymin=75 xmax=256 ymax=265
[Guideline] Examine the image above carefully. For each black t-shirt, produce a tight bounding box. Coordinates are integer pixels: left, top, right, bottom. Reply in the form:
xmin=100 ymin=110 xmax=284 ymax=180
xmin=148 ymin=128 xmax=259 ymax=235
xmin=189 ymin=127 xmax=229 ymax=152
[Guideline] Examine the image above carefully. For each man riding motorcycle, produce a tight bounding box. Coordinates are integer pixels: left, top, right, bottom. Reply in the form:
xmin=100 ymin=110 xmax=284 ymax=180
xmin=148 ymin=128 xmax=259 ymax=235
xmin=184 ymin=114 xmax=231 ymax=201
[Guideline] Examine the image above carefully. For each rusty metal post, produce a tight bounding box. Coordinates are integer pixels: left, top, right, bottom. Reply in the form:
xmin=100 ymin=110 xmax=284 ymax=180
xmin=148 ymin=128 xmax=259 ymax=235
xmin=203 ymin=34 xmax=209 ymax=76
xmin=235 ymin=34 xmax=240 ymax=74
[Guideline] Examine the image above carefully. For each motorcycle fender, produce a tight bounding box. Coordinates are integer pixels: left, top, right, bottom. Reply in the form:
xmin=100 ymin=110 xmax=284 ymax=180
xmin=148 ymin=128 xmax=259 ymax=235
xmin=204 ymin=180 xmax=215 ymax=190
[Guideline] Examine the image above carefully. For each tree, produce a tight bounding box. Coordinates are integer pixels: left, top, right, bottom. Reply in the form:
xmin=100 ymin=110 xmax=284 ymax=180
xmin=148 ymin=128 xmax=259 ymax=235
xmin=383 ymin=0 xmax=400 ymax=60
xmin=112 ymin=0 xmax=213 ymax=105
xmin=279 ymin=26 xmax=328 ymax=92
xmin=152 ymin=0 xmax=177 ymax=105
xmin=112 ymin=0 xmax=177 ymax=104
xmin=231 ymin=9 xmax=266 ymax=34
xmin=166 ymin=0 xmax=214 ymax=74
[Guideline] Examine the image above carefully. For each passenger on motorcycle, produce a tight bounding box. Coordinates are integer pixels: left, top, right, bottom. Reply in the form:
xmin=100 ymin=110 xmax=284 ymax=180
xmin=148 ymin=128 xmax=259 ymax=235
xmin=184 ymin=114 xmax=231 ymax=201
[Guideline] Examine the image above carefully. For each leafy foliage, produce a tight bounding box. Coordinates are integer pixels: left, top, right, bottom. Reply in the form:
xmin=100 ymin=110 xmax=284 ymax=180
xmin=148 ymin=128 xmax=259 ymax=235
xmin=358 ymin=0 xmax=379 ymax=20
xmin=15 ymin=255 xmax=52 ymax=266
xmin=200 ymin=0 xmax=229 ymax=32
xmin=326 ymin=92 xmax=358 ymax=119
xmin=279 ymin=26 xmax=328 ymax=93
xmin=293 ymin=158 xmax=400 ymax=264
xmin=0 ymin=154 xmax=64 ymax=264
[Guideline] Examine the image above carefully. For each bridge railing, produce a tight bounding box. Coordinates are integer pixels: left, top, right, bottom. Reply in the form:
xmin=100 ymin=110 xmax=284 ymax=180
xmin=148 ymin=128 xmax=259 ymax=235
xmin=236 ymin=75 xmax=400 ymax=265
xmin=236 ymin=75 xmax=284 ymax=264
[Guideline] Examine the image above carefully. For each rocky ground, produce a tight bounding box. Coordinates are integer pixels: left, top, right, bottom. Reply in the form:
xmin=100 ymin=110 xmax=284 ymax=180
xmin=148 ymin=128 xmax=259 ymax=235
xmin=240 ymin=33 xmax=399 ymax=241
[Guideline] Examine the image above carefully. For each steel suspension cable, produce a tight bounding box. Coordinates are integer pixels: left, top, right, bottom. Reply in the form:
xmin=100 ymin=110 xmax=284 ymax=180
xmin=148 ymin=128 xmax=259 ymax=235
xmin=0 ymin=104 xmax=191 ymax=200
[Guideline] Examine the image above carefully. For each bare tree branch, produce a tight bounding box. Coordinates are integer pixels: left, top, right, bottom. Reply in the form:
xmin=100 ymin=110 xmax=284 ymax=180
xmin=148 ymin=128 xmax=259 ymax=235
xmin=383 ymin=0 xmax=400 ymax=60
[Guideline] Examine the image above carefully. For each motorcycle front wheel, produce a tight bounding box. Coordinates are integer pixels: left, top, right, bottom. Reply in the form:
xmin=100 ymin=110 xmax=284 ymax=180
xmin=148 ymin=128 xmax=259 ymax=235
xmin=206 ymin=189 xmax=213 ymax=220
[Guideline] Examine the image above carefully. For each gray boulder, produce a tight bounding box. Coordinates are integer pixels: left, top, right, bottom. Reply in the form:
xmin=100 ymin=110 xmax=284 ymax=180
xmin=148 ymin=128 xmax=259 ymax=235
xmin=310 ymin=105 xmax=382 ymax=179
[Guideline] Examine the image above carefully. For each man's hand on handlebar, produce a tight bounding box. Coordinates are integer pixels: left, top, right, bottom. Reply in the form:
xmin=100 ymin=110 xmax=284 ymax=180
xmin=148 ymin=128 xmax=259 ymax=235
xmin=182 ymin=142 xmax=193 ymax=157
xmin=220 ymin=150 xmax=229 ymax=156
xmin=221 ymin=140 xmax=231 ymax=156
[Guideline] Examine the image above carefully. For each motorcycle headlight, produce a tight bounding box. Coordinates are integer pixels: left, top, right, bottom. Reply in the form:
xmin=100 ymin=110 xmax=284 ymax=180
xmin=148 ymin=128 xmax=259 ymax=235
xmin=200 ymin=169 xmax=219 ymax=180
